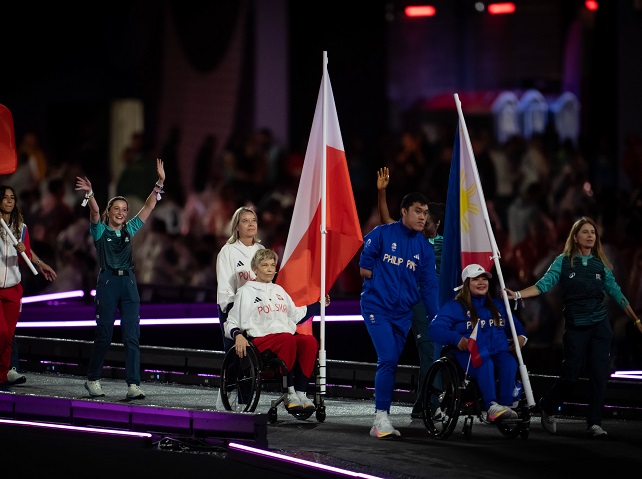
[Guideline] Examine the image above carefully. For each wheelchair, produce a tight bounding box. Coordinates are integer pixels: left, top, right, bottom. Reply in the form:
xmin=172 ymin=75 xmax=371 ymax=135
xmin=219 ymin=341 xmax=326 ymax=424
xmin=419 ymin=347 xmax=530 ymax=440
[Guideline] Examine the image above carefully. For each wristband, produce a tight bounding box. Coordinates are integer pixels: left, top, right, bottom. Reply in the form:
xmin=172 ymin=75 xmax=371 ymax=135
xmin=81 ymin=190 xmax=94 ymax=207
xmin=154 ymin=183 xmax=164 ymax=201
xmin=513 ymin=290 xmax=523 ymax=311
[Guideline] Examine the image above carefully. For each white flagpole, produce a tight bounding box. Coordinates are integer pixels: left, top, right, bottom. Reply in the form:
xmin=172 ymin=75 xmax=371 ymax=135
xmin=319 ymin=51 xmax=328 ymax=396
xmin=1 ymin=218 xmax=38 ymax=276
xmin=454 ymin=93 xmax=535 ymax=408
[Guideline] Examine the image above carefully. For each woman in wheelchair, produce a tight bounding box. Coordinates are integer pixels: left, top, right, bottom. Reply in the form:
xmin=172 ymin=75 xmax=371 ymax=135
xmin=429 ymin=264 xmax=527 ymax=422
xmin=224 ymin=249 xmax=329 ymax=411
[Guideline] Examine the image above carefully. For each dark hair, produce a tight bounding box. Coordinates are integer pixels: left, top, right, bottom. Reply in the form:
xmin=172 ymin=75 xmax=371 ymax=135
xmin=400 ymin=192 xmax=428 ymax=212
xmin=0 ymin=185 xmax=25 ymax=239
xmin=455 ymin=283 xmax=501 ymax=328
xmin=428 ymin=202 xmax=445 ymax=235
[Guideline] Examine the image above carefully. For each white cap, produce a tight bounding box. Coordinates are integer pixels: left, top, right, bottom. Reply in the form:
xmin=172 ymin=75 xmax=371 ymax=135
xmin=454 ymin=264 xmax=492 ymax=291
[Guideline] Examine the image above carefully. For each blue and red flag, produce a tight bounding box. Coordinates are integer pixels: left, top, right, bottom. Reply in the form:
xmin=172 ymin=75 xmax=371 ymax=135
xmin=438 ymin=124 xmax=494 ymax=307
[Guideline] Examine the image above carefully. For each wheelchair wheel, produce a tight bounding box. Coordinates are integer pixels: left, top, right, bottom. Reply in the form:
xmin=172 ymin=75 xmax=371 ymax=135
xmin=220 ymin=345 xmax=262 ymax=413
xmin=421 ymin=357 xmax=462 ymax=439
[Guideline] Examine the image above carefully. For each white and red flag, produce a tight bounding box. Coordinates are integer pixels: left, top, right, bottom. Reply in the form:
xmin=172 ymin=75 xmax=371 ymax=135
xmin=0 ymin=104 xmax=18 ymax=175
xmin=276 ymin=54 xmax=363 ymax=312
xmin=467 ymin=321 xmax=482 ymax=368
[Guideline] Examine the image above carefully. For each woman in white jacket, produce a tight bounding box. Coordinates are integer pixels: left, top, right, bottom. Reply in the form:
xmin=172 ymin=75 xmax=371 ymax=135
xmin=216 ymin=206 xmax=265 ymax=351
xmin=225 ymin=249 xmax=328 ymax=410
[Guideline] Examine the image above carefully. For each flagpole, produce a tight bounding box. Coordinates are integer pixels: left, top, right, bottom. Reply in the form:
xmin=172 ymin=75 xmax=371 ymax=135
xmin=454 ymin=93 xmax=535 ymax=408
xmin=319 ymin=52 xmax=329 ymax=396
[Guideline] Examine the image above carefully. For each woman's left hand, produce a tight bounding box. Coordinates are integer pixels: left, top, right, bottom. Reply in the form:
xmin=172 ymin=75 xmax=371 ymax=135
xmin=39 ymin=262 xmax=57 ymax=281
xmin=156 ymin=158 xmax=165 ymax=182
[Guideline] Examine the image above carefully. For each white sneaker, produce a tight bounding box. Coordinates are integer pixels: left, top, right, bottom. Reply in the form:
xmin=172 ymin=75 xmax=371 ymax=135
xmin=84 ymin=380 xmax=105 ymax=397
xmin=7 ymin=367 xmax=26 ymax=385
xmin=487 ymin=402 xmax=517 ymax=422
xmin=126 ymin=384 xmax=145 ymax=399
xmin=285 ymin=392 xmax=304 ymax=411
xmin=370 ymin=411 xmax=401 ymax=438
xmin=587 ymin=424 xmax=607 ymax=437
xmin=296 ymin=391 xmax=315 ymax=409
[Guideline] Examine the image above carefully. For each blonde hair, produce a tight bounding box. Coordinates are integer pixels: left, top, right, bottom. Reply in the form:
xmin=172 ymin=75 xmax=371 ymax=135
xmin=251 ymin=248 xmax=278 ymax=270
xmin=226 ymin=206 xmax=260 ymax=245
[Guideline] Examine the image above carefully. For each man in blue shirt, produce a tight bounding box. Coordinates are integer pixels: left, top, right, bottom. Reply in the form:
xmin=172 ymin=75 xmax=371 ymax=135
xmin=360 ymin=192 xmax=439 ymax=438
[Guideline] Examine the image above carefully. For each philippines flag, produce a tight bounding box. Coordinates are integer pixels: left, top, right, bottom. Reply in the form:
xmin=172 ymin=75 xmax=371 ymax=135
xmin=0 ymin=104 xmax=18 ymax=174
xmin=438 ymin=123 xmax=494 ymax=307
xmin=276 ymin=58 xmax=363 ymax=314
xmin=467 ymin=321 xmax=482 ymax=368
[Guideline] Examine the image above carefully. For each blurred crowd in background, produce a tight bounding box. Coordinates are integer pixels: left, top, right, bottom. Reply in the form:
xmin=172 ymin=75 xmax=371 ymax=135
xmin=3 ymin=122 xmax=642 ymax=364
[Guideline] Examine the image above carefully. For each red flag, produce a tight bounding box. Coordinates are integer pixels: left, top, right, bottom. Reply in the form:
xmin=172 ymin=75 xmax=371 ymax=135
xmin=276 ymin=66 xmax=363 ymax=309
xmin=0 ymin=104 xmax=18 ymax=175
xmin=467 ymin=321 xmax=482 ymax=368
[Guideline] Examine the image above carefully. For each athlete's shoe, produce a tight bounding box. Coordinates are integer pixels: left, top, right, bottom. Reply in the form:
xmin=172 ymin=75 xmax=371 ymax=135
xmin=7 ymin=367 xmax=26 ymax=385
xmin=370 ymin=411 xmax=401 ymax=438
xmin=488 ymin=402 xmax=517 ymax=422
xmin=84 ymin=380 xmax=105 ymax=397
xmin=126 ymin=384 xmax=145 ymax=399
xmin=296 ymin=391 xmax=315 ymax=408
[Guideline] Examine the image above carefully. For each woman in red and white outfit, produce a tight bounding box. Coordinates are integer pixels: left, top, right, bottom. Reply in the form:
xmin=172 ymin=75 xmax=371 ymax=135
xmin=0 ymin=185 xmax=56 ymax=388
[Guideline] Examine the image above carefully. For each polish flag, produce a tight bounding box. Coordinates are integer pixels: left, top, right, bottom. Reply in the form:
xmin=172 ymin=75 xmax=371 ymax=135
xmin=0 ymin=104 xmax=18 ymax=174
xmin=276 ymin=55 xmax=363 ymax=315
xmin=467 ymin=321 xmax=482 ymax=368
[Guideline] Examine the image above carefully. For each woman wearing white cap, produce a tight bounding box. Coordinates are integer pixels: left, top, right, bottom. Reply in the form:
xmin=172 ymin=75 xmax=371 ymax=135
xmin=429 ymin=263 xmax=527 ymax=422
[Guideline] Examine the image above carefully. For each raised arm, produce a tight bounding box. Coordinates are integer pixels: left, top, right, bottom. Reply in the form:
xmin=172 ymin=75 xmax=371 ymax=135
xmin=137 ymin=158 xmax=166 ymax=222
xmin=75 ymin=176 xmax=100 ymax=224
xmin=376 ymin=167 xmax=394 ymax=224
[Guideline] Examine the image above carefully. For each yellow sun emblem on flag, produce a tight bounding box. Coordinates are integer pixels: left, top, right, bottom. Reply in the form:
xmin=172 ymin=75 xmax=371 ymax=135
xmin=459 ymin=169 xmax=479 ymax=233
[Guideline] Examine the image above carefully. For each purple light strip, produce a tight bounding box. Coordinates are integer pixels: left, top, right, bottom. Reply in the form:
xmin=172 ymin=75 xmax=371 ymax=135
xmin=17 ymin=315 xmax=364 ymax=328
xmin=22 ymin=290 xmax=86 ymax=304
xmin=611 ymin=371 xmax=642 ymax=380
xmin=0 ymin=418 xmax=152 ymax=438
xmin=229 ymin=442 xmax=386 ymax=479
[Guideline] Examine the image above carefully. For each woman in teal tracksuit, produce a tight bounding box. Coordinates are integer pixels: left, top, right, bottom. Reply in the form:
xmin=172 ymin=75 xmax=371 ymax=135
xmin=506 ymin=216 xmax=642 ymax=437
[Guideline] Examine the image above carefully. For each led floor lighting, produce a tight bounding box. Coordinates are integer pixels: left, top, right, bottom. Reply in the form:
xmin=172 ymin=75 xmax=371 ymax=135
xmin=0 ymin=418 xmax=152 ymax=438
xmin=229 ymin=442 xmax=385 ymax=479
